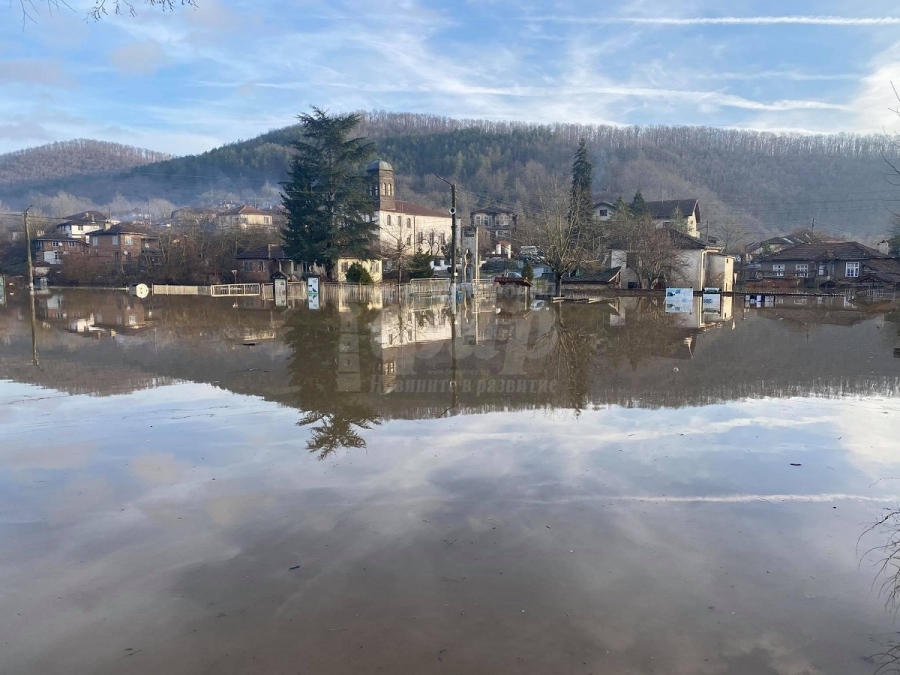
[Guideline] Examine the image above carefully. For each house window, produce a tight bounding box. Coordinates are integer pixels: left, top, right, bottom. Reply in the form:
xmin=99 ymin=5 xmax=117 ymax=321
xmin=417 ymin=233 xmax=424 ymax=244
xmin=598 ymin=209 xmax=608 ymax=217
xmin=387 ymin=215 xmax=392 ymax=226
xmin=124 ymin=236 xmax=134 ymax=245
xmin=772 ymin=264 xmax=785 ymax=277
xmin=406 ymin=218 xmax=411 ymax=228
xmin=111 ymin=236 xmax=119 ymax=246
xmin=846 ymin=262 xmax=860 ymax=278
xmin=91 ymin=237 xmax=98 ymax=246
xmin=341 ymin=261 xmax=349 ymax=272
xmin=406 ymin=235 xmax=411 ymax=245
xmin=818 ymin=263 xmax=826 ymax=276
xmin=440 ymin=233 xmax=446 ymax=245
xmin=265 ymin=217 xmax=271 ymax=224
xmin=68 ymin=241 xmax=78 ymax=248
xmin=795 ymin=263 xmax=808 ymax=276
xmin=241 ymin=261 xmax=254 ymax=272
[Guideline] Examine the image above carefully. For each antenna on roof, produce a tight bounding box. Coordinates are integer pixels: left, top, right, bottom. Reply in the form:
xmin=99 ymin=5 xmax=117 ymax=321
xmin=811 ymin=217 xmax=815 ymax=231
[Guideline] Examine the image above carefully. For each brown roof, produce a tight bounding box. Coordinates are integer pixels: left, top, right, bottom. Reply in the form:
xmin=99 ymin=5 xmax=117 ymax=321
xmin=860 ymin=258 xmax=900 ymax=284
xmin=761 ymin=241 xmax=888 ymax=262
xmin=388 ymin=200 xmax=449 ymax=219
xmin=236 ymin=245 xmax=289 ymax=260
xmin=91 ymin=225 xmax=157 ymax=237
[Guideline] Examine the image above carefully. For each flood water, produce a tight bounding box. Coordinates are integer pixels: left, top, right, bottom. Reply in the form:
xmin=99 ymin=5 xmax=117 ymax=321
xmin=2 ymin=289 xmax=900 ymax=674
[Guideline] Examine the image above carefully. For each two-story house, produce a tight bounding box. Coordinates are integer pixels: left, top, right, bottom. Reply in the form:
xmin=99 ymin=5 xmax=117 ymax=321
xmin=32 ymin=235 xmax=89 ymax=265
xmin=235 ymin=245 xmax=303 ymax=283
xmin=469 ymin=207 xmax=519 ymax=245
xmin=88 ymin=226 xmax=159 ymax=267
xmin=54 ymin=210 xmax=114 ymax=240
xmin=755 ymin=241 xmax=895 ymax=287
xmin=592 ymin=197 xmax=702 ymax=237
xmin=216 ymin=205 xmax=275 ymax=229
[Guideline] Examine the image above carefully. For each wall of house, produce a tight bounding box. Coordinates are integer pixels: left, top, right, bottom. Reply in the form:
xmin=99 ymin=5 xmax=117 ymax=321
xmin=89 ymin=234 xmax=156 ymax=264
xmin=706 ymin=254 xmax=735 ymax=292
xmin=669 ymin=250 xmax=705 ymax=291
xmin=377 ymin=211 xmax=452 ymax=256
xmin=335 ymin=258 xmax=383 ymax=283
xmin=757 ymin=259 xmax=870 ymax=283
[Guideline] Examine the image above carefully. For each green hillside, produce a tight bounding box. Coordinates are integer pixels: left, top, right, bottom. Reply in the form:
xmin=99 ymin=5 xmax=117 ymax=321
xmin=1 ymin=113 xmax=898 ymax=243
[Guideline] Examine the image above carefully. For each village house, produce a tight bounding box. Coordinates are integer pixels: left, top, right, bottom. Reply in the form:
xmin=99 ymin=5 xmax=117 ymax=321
xmin=171 ymin=206 xmax=218 ymax=228
xmin=606 ymin=227 xmax=735 ymax=292
xmin=744 ymin=229 xmax=842 ymax=262
xmin=235 ymin=245 xmax=301 ymax=283
xmin=469 ymin=206 xmax=518 ymax=245
xmin=592 ymin=197 xmax=702 ymax=237
xmin=54 ymin=210 xmax=115 ymax=239
xmin=87 ymin=225 xmax=159 ymax=266
xmin=216 ymin=205 xmax=275 ymax=229
xmin=646 ymin=199 xmax=702 ymax=237
xmin=754 ymin=241 xmax=900 ymax=289
xmin=32 ymin=234 xmax=90 ymax=265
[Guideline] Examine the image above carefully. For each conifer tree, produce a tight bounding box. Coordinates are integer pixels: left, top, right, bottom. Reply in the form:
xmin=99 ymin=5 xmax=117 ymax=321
xmin=281 ymin=108 xmax=376 ymax=278
xmin=569 ymin=139 xmax=594 ymax=229
xmin=630 ymin=190 xmax=649 ymax=216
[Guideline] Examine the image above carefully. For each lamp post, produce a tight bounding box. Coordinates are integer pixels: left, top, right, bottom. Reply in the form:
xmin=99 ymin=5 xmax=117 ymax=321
xmin=433 ymin=174 xmax=458 ymax=313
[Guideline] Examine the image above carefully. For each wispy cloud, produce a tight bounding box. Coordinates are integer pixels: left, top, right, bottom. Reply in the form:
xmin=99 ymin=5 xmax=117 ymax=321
xmin=553 ymin=15 xmax=900 ymax=26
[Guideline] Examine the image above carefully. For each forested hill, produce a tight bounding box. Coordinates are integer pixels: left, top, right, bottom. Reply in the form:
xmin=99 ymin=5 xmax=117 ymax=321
xmin=2 ymin=113 xmax=898 ymax=242
xmin=0 ymin=140 xmax=171 ymax=186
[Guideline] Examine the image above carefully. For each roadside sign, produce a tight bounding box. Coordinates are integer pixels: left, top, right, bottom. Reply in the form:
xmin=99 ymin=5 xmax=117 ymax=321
xmin=307 ymin=276 xmax=320 ymax=310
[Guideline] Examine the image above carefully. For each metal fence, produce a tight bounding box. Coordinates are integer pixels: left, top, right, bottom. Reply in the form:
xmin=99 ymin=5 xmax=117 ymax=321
xmin=209 ymin=283 xmax=261 ymax=297
xmin=152 ymin=284 xmax=207 ymax=296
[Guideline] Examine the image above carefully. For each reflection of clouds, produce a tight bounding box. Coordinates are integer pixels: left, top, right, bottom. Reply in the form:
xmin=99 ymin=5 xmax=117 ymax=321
xmin=834 ymin=398 xmax=900 ymax=476
xmin=129 ymin=453 xmax=186 ymax=484
xmin=0 ymin=440 xmax=96 ymax=471
xmin=2 ymin=377 xmax=898 ymax=673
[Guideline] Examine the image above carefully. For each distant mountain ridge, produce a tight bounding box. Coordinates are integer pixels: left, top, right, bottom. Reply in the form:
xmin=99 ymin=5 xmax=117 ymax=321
xmin=1 ymin=114 xmax=899 ymax=242
xmin=0 ymin=139 xmax=171 ymax=186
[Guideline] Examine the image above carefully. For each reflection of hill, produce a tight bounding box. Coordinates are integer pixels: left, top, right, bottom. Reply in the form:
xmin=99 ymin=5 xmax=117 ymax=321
xmin=1 ymin=292 xmax=898 ymax=416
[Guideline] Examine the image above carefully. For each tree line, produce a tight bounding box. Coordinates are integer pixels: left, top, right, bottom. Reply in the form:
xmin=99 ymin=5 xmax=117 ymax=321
xmin=3 ymin=111 xmax=900 ymax=243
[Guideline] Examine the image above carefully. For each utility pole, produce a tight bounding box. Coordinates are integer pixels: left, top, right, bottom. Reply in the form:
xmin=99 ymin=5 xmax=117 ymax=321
xmin=23 ymin=206 xmax=38 ymax=365
xmin=434 ymin=174 xmax=458 ymax=314
xmin=23 ymin=207 xmax=35 ymax=295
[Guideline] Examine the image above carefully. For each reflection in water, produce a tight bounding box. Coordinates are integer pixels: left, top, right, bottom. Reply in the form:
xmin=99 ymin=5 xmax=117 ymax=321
xmin=283 ymin=304 xmax=382 ymax=459
xmin=3 ymin=290 xmax=900 ymax=674
xmin=0 ymin=290 xmax=898 ymax=413
xmin=861 ymin=510 xmax=900 ymax=675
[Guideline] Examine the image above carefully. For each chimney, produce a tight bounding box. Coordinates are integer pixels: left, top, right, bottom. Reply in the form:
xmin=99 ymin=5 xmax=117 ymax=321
xmin=268 ymin=243 xmax=274 ymax=257
xmin=878 ymin=240 xmax=890 ymax=255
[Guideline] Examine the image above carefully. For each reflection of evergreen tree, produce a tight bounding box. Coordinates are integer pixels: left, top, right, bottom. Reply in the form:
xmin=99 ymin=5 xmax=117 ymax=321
xmin=532 ymin=305 xmax=604 ymax=413
xmin=282 ymin=304 xmax=382 ymax=459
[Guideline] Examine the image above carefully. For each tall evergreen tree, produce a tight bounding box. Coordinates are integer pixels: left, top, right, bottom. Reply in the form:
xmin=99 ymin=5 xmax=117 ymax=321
xmin=281 ymin=108 xmax=376 ymax=277
xmin=569 ymin=139 xmax=594 ymax=228
xmin=630 ymin=190 xmax=649 ymax=216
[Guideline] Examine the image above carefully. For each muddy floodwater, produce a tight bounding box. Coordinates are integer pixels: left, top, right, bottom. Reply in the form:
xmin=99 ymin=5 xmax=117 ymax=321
xmin=2 ymin=289 xmax=900 ymax=674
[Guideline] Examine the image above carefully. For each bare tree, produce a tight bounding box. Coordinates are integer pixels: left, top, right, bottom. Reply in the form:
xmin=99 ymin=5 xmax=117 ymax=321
xmin=608 ymin=212 xmax=690 ymax=289
xmin=523 ymin=178 xmax=596 ymax=296
xmin=16 ymin=0 xmax=195 ymax=24
xmin=712 ymin=216 xmax=751 ymax=253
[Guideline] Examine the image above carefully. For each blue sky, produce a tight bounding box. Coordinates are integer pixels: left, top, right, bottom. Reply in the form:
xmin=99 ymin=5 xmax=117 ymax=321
xmin=2 ymin=0 xmax=900 ymax=156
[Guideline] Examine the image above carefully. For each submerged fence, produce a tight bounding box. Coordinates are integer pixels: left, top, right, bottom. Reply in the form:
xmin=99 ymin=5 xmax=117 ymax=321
xmin=156 ymin=279 xmax=498 ymax=304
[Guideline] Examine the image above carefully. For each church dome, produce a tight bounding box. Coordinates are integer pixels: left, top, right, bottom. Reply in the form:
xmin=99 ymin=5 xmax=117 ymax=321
xmin=367 ymin=159 xmax=393 ymax=172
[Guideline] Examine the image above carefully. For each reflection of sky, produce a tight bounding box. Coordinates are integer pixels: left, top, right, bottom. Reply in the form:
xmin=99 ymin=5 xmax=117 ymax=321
xmin=2 ymin=379 xmax=900 ymax=673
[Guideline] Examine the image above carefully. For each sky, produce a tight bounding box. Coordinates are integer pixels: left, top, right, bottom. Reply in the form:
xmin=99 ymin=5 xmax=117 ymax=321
xmin=2 ymin=0 xmax=900 ymax=156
